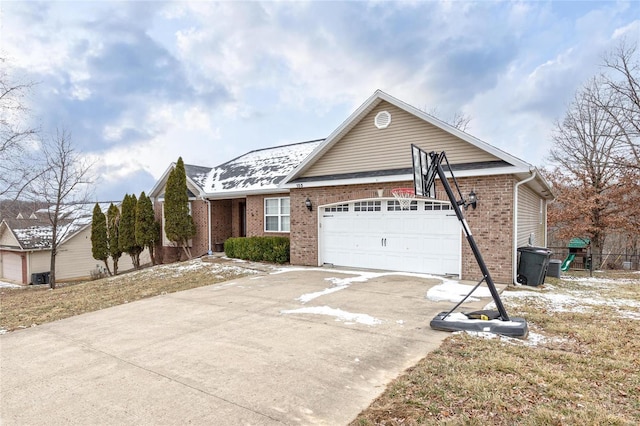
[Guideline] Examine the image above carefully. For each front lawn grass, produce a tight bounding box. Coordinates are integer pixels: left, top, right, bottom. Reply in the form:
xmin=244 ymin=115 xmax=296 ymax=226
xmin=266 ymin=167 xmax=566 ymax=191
xmin=351 ymin=273 xmax=640 ymax=425
xmin=0 ymin=259 xmax=255 ymax=332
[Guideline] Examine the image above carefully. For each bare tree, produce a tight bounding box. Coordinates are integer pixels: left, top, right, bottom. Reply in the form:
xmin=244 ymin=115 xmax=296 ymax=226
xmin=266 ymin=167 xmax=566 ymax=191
xmin=28 ymin=128 xmax=94 ymax=289
xmin=599 ymin=40 xmax=640 ymax=169
xmin=425 ymin=106 xmax=472 ymax=131
xmin=0 ymin=59 xmax=40 ymax=198
xmin=547 ymin=78 xmax=628 ymax=268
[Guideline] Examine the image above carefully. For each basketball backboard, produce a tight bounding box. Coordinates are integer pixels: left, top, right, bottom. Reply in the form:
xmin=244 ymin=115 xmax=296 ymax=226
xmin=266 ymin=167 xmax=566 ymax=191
xmin=411 ymin=144 xmax=437 ymax=199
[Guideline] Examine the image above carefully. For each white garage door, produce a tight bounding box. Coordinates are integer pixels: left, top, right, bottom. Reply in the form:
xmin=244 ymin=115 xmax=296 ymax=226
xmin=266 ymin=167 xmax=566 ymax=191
xmin=319 ymin=199 xmax=461 ymax=276
xmin=1 ymin=252 xmax=23 ymax=283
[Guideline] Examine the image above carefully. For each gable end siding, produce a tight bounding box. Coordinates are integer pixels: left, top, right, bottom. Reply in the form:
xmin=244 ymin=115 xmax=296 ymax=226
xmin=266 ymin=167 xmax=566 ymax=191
xmin=302 ymin=101 xmax=500 ymax=178
xmin=517 ymin=185 xmax=546 ymax=248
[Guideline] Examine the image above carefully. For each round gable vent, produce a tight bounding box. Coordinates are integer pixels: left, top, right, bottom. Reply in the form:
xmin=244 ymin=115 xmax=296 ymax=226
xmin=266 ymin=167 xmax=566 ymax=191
xmin=374 ymin=110 xmax=392 ymax=129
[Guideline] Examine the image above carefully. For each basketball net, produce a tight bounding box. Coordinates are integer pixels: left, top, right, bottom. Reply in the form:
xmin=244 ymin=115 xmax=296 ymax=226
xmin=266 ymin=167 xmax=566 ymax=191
xmin=391 ymin=188 xmax=415 ymax=210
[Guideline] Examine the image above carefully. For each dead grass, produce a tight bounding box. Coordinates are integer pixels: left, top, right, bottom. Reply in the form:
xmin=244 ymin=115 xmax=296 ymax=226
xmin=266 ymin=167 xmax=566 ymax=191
xmin=0 ymin=258 xmax=258 ymax=332
xmin=351 ymin=272 xmax=640 ymax=425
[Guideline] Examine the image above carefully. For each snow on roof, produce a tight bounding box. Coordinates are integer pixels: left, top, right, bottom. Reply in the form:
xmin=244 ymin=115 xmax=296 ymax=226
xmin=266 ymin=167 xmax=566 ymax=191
xmin=184 ymin=164 xmax=213 ymax=189
xmin=201 ymin=140 xmax=323 ymax=193
xmin=3 ymin=203 xmax=112 ymax=250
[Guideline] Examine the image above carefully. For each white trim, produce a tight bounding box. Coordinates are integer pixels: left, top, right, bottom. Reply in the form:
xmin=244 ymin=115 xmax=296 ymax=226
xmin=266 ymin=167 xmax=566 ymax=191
xmin=283 ymin=167 xmax=531 ymax=190
xmin=149 ymin=162 xmax=207 ymax=200
xmin=264 ymin=197 xmax=290 ymax=233
xmin=203 ymin=188 xmax=290 ymax=200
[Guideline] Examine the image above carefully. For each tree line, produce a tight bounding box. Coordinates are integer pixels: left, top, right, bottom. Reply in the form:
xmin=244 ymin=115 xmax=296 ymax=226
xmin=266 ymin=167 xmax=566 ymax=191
xmin=545 ymin=40 xmax=639 ymax=268
xmin=90 ymin=192 xmax=159 ymax=276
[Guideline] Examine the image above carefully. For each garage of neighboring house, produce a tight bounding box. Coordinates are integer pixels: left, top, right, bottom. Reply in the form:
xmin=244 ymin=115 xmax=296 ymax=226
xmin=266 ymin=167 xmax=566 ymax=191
xmin=1 ymin=251 xmax=24 ymax=283
xmin=319 ymin=199 xmax=460 ymax=275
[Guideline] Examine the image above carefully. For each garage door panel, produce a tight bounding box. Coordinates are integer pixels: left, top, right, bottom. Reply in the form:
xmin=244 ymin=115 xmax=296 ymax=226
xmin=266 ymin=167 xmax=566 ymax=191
xmin=320 ymin=201 xmax=460 ymax=276
xmin=1 ymin=252 xmax=23 ymax=282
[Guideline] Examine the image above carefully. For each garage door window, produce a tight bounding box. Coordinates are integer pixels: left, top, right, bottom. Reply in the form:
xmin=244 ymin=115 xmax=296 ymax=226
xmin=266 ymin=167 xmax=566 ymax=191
xmin=265 ymin=197 xmax=290 ymax=232
xmin=424 ymin=202 xmax=451 ymax=211
xmin=354 ymin=201 xmax=381 ymax=212
xmin=387 ymin=200 xmax=418 ymax=211
xmin=326 ymin=204 xmax=349 ymax=212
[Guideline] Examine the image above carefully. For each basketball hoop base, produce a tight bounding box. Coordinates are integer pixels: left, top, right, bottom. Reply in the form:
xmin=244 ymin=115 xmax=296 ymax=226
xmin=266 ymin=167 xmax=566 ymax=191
xmin=430 ymin=311 xmax=529 ymax=338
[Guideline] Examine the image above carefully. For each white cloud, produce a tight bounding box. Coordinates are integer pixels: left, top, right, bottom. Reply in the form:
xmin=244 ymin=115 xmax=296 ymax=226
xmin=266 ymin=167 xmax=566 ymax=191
xmin=3 ymin=0 xmax=638 ymax=199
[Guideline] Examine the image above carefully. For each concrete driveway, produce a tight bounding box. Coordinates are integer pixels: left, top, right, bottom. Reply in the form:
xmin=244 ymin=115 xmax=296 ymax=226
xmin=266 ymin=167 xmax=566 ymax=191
xmin=1 ymin=266 xmax=498 ymax=425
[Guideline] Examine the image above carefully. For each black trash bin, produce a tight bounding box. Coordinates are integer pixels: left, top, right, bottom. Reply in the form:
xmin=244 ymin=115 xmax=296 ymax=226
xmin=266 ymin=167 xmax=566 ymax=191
xmin=517 ymin=247 xmax=552 ymax=286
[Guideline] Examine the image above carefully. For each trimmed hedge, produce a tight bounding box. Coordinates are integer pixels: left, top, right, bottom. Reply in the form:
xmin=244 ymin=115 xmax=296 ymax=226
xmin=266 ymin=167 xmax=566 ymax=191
xmin=224 ymin=236 xmax=290 ymax=264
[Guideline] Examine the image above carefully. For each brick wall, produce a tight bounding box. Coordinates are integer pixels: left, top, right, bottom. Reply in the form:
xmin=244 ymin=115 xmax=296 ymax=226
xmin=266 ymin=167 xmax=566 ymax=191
xmin=456 ymin=175 xmax=516 ymax=284
xmin=153 ymin=198 xmax=215 ymax=263
xmin=289 ymin=175 xmax=516 ymax=283
xmin=210 ymin=199 xmax=233 ymax=247
xmin=246 ymin=194 xmax=289 ymax=238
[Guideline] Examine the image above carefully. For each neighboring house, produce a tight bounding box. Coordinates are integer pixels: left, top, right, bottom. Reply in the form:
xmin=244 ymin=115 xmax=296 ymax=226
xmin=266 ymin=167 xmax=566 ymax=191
xmin=150 ymin=90 xmax=553 ymax=284
xmin=0 ymin=204 xmax=149 ymax=285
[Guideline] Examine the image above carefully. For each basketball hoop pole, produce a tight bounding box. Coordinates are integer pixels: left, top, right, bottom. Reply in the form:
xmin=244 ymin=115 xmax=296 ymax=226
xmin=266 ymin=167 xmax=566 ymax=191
xmin=431 ymin=151 xmax=511 ymax=322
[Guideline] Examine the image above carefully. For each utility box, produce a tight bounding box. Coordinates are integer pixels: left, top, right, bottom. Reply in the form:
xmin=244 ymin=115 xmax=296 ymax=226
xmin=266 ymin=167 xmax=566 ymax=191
xmin=547 ymin=259 xmax=562 ymax=278
xmin=31 ymin=272 xmax=50 ymax=285
xmin=517 ymin=247 xmax=552 ymax=286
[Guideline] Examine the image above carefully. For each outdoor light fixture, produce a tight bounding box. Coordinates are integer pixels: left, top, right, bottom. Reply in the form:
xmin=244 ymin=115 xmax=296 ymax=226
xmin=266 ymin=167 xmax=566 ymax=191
xmin=305 ymin=198 xmax=313 ymax=211
xmin=466 ymin=190 xmax=477 ymax=210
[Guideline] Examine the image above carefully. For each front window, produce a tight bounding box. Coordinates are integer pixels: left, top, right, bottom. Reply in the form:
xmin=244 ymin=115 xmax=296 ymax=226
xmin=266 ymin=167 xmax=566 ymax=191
xmin=265 ymin=197 xmax=290 ymax=232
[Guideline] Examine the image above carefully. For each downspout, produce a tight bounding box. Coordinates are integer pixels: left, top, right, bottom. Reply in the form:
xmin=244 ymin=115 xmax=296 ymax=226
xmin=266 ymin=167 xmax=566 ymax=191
xmin=513 ymin=170 xmax=537 ymax=284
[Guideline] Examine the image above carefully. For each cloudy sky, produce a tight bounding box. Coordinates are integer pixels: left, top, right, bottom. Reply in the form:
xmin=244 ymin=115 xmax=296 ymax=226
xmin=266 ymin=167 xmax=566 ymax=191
xmin=2 ymin=1 xmax=638 ymax=201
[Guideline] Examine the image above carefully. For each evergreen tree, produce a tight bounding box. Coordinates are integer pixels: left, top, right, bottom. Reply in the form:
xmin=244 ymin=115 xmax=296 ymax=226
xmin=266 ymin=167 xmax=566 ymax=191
xmin=135 ymin=192 xmax=159 ymax=265
xmin=119 ymin=193 xmax=143 ymax=269
xmin=164 ymin=157 xmax=196 ymax=259
xmin=90 ymin=203 xmax=112 ymax=276
xmin=107 ymin=203 xmax=122 ymax=275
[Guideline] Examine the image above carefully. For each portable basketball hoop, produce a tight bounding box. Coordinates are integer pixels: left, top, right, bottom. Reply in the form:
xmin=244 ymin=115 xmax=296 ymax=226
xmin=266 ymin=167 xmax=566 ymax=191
xmin=391 ymin=187 xmax=415 ymax=210
xmin=410 ymin=144 xmax=528 ymax=338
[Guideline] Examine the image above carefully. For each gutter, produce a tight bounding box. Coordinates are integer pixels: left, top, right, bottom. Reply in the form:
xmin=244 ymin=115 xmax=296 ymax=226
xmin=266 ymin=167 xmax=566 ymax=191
xmin=513 ymin=170 xmax=537 ymax=284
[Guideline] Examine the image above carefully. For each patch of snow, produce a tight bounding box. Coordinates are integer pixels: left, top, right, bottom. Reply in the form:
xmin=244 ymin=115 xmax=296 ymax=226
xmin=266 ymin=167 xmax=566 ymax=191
xmin=280 ymin=306 xmax=382 ymax=326
xmin=426 ymin=279 xmax=492 ymax=303
xmin=297 ymin=286 xmax=348 ymax=303
xmin=499 ymin=288 xmax=640 ymax=313
xmin=201 ymin=140 xmax=322 ymax=193
xmin=619 ymin=310 xmax=640 ymax=320
xmin=0 ymin=280 xmax=22 ymax=288
xmin=439 ymin=312 xmax=525 ymax=327
xmin=562 ymin=276 xmax=639 ymax=286
xmin=276 ymin=266 xmax=448 ymax=303
xmin=459 ymin=330 xmax=569 ymax=347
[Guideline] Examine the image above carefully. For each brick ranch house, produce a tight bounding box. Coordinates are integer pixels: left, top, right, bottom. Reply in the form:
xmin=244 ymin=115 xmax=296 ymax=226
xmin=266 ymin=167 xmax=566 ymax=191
xmin=150 ymin=90 xmax=553 ymax=284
